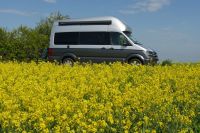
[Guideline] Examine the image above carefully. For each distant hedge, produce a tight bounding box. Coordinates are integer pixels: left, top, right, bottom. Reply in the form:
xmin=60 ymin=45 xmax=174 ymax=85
xmin=0 ymin=12 xmax=69 ymax=61
xmin=0 ymin=27 xmax=48 ymax=61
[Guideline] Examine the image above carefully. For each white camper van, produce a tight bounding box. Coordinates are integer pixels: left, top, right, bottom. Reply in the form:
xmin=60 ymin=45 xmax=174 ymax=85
xmin=48 ymin=16 xmax=158 ymax=65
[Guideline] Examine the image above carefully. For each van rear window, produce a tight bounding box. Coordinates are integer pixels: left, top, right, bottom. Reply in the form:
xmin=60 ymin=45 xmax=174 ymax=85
xmin=54 ymin=32 xmax=79 ymax=45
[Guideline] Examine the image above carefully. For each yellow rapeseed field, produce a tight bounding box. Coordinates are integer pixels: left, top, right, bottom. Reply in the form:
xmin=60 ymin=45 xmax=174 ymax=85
xmin=0 ymin=62 xmax=200 ymax=132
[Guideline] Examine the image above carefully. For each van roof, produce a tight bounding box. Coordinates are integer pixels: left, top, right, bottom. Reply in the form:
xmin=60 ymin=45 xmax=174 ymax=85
xmin=54 ymin=16 xmax=132 ymax=33
xmin=57 ymin=16 xmax=119 ymax=23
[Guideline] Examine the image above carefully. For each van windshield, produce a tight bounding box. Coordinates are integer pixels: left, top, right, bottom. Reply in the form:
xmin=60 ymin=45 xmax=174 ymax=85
xmin=124 ymin=31 xmax=143 ymax=45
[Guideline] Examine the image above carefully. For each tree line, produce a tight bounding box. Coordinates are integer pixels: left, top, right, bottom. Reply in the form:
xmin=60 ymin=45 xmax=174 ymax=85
xmin=0 ymin=12 xmax=69 ymax=61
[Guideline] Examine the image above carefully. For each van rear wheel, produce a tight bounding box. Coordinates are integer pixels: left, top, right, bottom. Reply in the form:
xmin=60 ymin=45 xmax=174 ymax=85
xmin=128 ymin=58 xmax=143 ymax=65
xmin=62 ymin=58 xmax=74 ymax=66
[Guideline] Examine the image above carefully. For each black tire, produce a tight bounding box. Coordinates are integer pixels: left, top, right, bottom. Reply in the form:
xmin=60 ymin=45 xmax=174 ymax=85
xmin=62 ymin=57 xmax=74 ymax=66
xmin=128 ymin=58 xmax=143 ymax=65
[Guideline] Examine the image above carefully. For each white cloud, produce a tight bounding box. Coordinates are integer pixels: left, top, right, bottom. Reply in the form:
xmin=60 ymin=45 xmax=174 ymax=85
xmin=43 ymin=0 xmax=57 ymax=3
xmin=0 ymin=9 xmax=38 ymax=16
xmin=120 ymin=0 xmax=171 ymax=14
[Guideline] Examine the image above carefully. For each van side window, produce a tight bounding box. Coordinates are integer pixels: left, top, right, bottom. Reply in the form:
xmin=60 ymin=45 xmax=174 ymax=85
xmin=80 ymin=32 xmax=110 ymax=45
xmin=111 ymin=32 xmax=129 ymax=46
xmin=54 ymin=32 xmax=79 ymax=45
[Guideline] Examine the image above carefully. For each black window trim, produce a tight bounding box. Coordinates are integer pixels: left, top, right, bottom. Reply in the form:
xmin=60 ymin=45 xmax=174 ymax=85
xmin=79 ymin=32 xmax=110 ymax=45
xmin=54 ymin=31 xmax=112 ymax=45
xmin=54 ymin=32 xmax=79 ymax=45
xmin=59 ymin=20 xmax=112 ymax=26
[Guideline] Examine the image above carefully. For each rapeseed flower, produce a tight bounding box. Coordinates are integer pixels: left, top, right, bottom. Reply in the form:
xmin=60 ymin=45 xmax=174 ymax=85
xmin=0 ymin=62 xmax=199 ymax=132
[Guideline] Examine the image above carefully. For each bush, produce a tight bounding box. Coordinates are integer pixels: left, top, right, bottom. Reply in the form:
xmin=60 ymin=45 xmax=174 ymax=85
xmin=0 ymin=12 xmax=68 ymax=61
xmin=0 ymin=26 xmax=48 ymax=61
xmin=161 ymin=59 xmax=173 ymax=66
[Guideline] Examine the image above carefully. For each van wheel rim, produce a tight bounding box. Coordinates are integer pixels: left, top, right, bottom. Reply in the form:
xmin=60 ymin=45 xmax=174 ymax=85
xmin=132 ymin=61 xmax=139 ymax=65
xmin=129 ymin=59 xmax=142 ymax=65
xmin=63 ymin=59 xmax=73 ymax=66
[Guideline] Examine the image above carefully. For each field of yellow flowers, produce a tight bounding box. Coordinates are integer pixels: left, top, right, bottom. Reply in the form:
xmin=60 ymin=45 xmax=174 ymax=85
xmin=0 ymin=62 xmax=200 ymax=132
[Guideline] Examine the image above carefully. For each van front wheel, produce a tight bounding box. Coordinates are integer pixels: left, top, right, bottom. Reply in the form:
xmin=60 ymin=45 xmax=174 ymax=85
xmin=62 ymin=58 xmax=74 ymax=66
xmin=128 ymin=58 xmax=143 ymax=65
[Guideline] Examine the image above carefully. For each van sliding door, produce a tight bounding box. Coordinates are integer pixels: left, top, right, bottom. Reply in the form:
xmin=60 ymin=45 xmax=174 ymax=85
xmin=76 ymin=32 xmax=111 ymax=63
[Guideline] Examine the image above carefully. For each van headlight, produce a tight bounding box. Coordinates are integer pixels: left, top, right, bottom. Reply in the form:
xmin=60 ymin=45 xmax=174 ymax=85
xmin=146 ymin=50 xmax=158 ymax=58
xmin=146 ymin=51 xmax=154 ymax=56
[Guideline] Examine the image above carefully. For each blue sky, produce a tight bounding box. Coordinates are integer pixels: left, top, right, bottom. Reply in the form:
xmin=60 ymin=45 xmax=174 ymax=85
xmin=0 ymin=0 xmax=200 ymax=62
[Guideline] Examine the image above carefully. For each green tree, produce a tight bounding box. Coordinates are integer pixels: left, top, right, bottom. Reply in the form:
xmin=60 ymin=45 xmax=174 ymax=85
xmin=35 ymin=11 xmax=69 ymax=37
xmin=1 ymin=26 xmax=48 ymax=61
xmin=0 ymin=12 xmax=69 ymax=61
xmin=0 ymin=28 xmax=9 ymax=59
xmin=12 ymin=26 xmax=48 ymax=61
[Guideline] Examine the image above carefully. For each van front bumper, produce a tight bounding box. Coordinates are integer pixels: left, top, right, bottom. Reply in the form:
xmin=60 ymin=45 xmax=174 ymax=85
xmin=144 ymin=57 xmax=159 ymax=65
xmin=144 ymin=50 xmax=159 ymax=65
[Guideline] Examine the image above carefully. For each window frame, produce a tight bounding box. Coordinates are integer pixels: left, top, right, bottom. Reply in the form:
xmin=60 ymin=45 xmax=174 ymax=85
xmin=54 ymin=32 xmax=111 ymax=45
xmin=54 ymin=32 xmax=79 ymax=45
xmin=79 ymin=32 xmax=110 ymax=45
xmin=110 ymin=32 xmax=130 ymax=46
